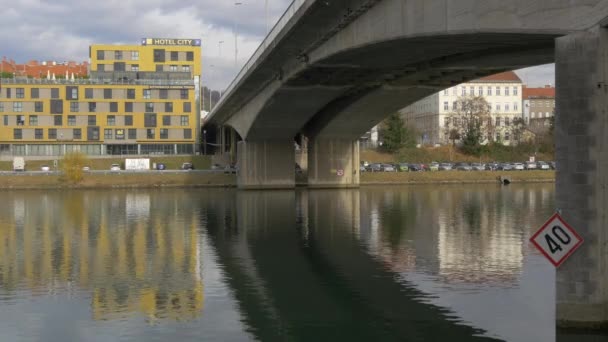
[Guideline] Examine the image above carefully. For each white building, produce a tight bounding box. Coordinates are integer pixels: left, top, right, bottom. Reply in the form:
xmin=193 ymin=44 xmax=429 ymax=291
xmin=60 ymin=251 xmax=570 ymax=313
xmin=400 ymin=71 xmax=523 ymax=145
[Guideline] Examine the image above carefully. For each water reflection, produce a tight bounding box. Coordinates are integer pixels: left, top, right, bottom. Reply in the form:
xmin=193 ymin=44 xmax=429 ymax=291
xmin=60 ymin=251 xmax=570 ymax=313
xmin=0 ymin=191 xmax=203 ymax=323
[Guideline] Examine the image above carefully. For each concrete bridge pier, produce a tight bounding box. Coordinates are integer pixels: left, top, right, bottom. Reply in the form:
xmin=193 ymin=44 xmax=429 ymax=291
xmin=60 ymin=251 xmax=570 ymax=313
xmin=555 ymin=25 xmax=608 ymax=330
xmin=236 ymin=140 xmax=295 ymax=189
xmin=307 ymin=138 xmax=360 ymax=188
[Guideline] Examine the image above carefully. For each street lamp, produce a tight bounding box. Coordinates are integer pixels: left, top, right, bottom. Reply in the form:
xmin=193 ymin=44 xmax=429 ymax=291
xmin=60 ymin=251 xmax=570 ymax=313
xmin=203 ymin=129 xmax=207 ymax=155
xmin=234 ymin=2 xmax=243 ymax=69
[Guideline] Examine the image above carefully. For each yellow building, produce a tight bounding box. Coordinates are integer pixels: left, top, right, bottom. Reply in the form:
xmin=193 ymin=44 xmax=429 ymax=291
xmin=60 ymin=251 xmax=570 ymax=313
xmin=0 ymin=38 xmax=201 ymax=156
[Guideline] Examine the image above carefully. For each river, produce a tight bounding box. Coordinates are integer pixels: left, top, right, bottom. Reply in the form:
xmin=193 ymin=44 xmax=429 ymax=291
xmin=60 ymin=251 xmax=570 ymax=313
xmin=0 ymin=184 xmax=569 ymax=341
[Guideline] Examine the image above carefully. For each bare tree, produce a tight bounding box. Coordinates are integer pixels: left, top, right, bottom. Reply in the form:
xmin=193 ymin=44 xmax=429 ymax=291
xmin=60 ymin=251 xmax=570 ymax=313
xmin=448 ymin=96 xmax=492 ymax=151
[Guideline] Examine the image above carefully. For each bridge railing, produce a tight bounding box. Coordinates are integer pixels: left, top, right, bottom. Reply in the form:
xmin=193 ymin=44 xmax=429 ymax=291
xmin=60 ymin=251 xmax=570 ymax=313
xmin=211 ymin=0 xmax=308 ymax=115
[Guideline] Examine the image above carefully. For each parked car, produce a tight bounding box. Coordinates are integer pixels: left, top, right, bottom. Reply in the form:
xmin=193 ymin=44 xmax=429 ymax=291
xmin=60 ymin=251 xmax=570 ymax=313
xmin=513 ymin=162 xmax=525 ymax=171
xmin=397 ymin=163 xmax=410 ymax=172
xmin=471 ymin=163 xmax=485 ymax=171
xmin=181 ymin=162 xmax=194 ymax=170
xmin=224 ymin=163 xmax=237 ymax=174
xmin=428 ymin=162 xmax=440 ymax=172
xmin=525 ymin=161 xmax=538 ymax=170
xmin=156 ymin=163 xmax=166 ymax=170
xmin=211 ymin=163 xmax=222 ymax=170
xmin=40 ymin=165 xmax=50 ymax=171
xmin=361 ymin=160 xmax=370 ymax=167
xmin=408 ymin=163 xmax=424 ymax=172
xmin=82 ymin=166 xmax=91 ymax=171
xmin=454 ymin=162 xmax=472 ymax=171
xmin=381 ymin=164 xmax=396 ymax=172
xmin=549 ymin=161 xmax=557 ymax=170
xmin=439 ymin=162 xmax=453 ymax=171
xmin=359 ymin=165 xmax=367 ymax=172
xmin=366 ymin=163 xmax=383 ymax=172
xmin=485 ymin=162 xmax=500 ymax=171
xmin=110 ymin=164 xmax=121 ymax=171
xmin=498 ymin=163 xmax=514 ymax=171
xmin=537 ymin=161 xmax=551 ymax=170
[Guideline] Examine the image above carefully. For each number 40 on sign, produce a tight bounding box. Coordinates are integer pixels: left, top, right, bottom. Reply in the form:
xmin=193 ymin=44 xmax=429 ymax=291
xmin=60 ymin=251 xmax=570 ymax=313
xmin=530 ymin=213 xmax=584 ymax=267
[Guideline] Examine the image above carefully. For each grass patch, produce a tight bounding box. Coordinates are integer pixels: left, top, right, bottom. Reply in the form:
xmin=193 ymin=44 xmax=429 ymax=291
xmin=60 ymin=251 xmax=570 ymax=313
xmin=362 ymin=170 xmax=555 ymax=184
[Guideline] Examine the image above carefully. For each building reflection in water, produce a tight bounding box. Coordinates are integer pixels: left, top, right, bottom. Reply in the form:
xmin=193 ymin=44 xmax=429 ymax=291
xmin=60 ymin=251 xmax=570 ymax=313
xmin=0 ymin=190 xmax=203 ymax=323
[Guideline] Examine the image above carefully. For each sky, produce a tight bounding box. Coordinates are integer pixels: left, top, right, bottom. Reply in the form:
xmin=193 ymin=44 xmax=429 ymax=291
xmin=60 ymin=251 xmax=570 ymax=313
xmin=0 ymin=0 xmax=554 ymax=90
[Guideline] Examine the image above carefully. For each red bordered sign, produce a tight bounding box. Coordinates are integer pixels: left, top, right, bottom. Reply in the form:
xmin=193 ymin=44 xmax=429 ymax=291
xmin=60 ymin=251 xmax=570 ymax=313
xmin=530 ymin=213 xmax=584 ymax=267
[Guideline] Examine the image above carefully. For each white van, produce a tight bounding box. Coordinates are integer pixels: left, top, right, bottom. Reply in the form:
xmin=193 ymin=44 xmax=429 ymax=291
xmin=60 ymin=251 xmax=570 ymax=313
xmin=13 ymin=157 xmax=25 ymax=172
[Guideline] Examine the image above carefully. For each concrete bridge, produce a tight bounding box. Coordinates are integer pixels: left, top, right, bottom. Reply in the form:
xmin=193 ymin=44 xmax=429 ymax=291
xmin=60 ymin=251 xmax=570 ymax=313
xmin=204 ymin=0 xmax=608 ymax=329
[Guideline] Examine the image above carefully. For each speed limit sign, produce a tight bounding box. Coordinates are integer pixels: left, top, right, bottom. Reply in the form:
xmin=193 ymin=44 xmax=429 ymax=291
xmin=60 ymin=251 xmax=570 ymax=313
xmin=530 ymin=213 xmax=583 ymax=267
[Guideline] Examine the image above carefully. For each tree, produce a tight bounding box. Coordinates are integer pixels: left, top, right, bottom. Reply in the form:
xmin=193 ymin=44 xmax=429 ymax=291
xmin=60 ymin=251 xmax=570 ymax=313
xmin=448 ymin=95 xmax=492 ymax=155
xmin=380 ymin=112 xmax=416 ymax=152
xmin=511 ymin=117 xmax=526 ymax=145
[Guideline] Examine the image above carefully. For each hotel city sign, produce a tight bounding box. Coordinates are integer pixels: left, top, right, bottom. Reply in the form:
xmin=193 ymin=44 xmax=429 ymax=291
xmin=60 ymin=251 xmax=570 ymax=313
xmin=141 ymin=38 xmax=201 ymax=46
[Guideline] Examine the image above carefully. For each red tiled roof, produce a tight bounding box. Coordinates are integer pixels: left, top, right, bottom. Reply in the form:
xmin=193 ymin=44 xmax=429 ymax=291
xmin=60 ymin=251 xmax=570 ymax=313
xmin=522 ymin=86 xmax=555 ymax=99
xmin=473 ymin=71 xmax=522 ymax=83
xmin=1 ymin=59 xmax=88 ymax=78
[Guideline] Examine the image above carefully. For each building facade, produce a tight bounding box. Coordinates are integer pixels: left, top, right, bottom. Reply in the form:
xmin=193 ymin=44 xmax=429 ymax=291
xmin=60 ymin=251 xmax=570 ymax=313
xmin=522 ymin=85 xmax=555 ymax=135
xmin=400 ymin=71 xmax=523 ymax=145
xmin=0 ymin=38 xmax=201 ymax=157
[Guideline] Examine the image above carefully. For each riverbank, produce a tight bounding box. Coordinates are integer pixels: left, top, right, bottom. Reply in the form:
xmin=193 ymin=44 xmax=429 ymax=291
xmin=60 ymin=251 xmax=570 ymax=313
xmin=0 ymin=170 xmax=554 ymax=189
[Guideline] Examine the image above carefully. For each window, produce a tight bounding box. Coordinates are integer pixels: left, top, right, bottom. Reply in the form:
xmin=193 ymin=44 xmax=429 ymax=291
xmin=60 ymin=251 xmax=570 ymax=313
xmin=54 ymin=115 xmax=62 ymax=126
xmin=73 ymin=128 xmax=81 ymax=139
xmin=443 ymin=89 xmax=448 ymax=95
xmin=156 ymin=65 xmax=163 ymax=72
xmin=70 ymin=102 xmax=79 ymax=112
xmin=160 ymin=128 xmax=169 ymax=139
xmin=13 ymin=102 xmax=23 ymax=112
xmin=495 ymin=86 xmax=501 ymax=96
xmin=443 ymin=102 xmax=448 ymax=110
xmin=5 ymin=88 xmax=10 ymax=98
xmin=29 ymin=115 xmax=38 ymax=126
xmin=31 ymin=88 xmax=39 ymax=99
xmin=513 ymin=87 xmax=518 ymax=96
xmin=85 ymin=88 xmax=93 ymax=99
xmin=182 ymin=65 xmax=190 ymax=73
xmin=159 ymin=89 xmax=168 ymax=99
xmin=104 ymin=129 xmax=113 ymax=139
xmin=505 ymin=104 xmax=510 ymax=111
xmin=170 ymin=65 xmax=178 ymax=72
xmin=143 ymin=89 xmax=151 ymax=99
xmin=470 ymin=86 xmax=474 ymax=95
xmin=153 ymin=49 xmax=165 ymax=62
xmin=16 ymin=88 xmax=24 ymax=98
xmin=98 ymin=64 xmax=105 ymax=72
xmin=89 ymin=102 xmax=96 ymax=112
xmin=87 ymin=126 xmax=100 ymax=141
xmin=183 ymin=102 xmax=191 ymax=112
xmin=186 ymin=51 xmax=194 ymax=61
xmin=48 ymin=129 xmax=57 ymax=140
xmin=50 ymin=100 xmax=63 ymax=114
xmin=145 ymin=102 xmax=154 ymax=112
xmin=127 ymin=88 xmax=135 ymax=99
xmin=110 ymin=102 xmax=118 ymax=112
xmin=496 ymin=117 xmax=501 ymax=126
xmin=128 ymin=128 xmax=137 ymax=139
xmin=35 ymin=101 xmax=43 ymax=112
xmin=35 ymin=128 xmax=43 ymax=140
xmin=131 ymin=64 xmax=139 ymax=72
xmin=17 ymin=115 xmax=25 ymax=126
xmin=165 ymin=102 xmax=173 ymax=112
xmin=14 ymin=129 xmax=22 ymax=139
xmin=125 ymin=115 xmax=133 ymax=126
xmin=146 ymin=129 xmax=155 ymax=139
xmin=170 ymin=51 xmax=178 ymax=61
xmin=180 ymin=89 xmax=188 ymax=99
xmin=115 ymin=50 xmax=123 ymax=60
xmin=107 ymin=115 xmax=116 ymax=126
xmin=444 ymin=117 xmax=450 ymax=126
xmin=97 ymin=50 xmax=104 ymax=60
xmin=125 ymin=102 xmax=133 ymax=112
xmin=487 ymin=87 xmax=492 ymax=96
xmin=0 ymin=103 xmax=3 ymax=112
xmin=452 ymin=101 xmax=457 ymax=111
xmin=504 ymin=132 xmax=510 ymax=141
xmin=180 ymin=115 xmax=189 ymax=126
xmin=461 ymin=87 xmax=466 ymax=96
xmin=496 ymin=103 xmax=501 ymax=111
xmin=88 ymin=115 xmax=96 ymax=125
xmin=514 ymin=102 xmax=518 ymax=111
xmin=68 ymin=115 xmax=76 ymax=126
xmin=115 ymin=129 xmax=125 ymax=140
xmin=163 ymin=115 xmax=171 ymax=125
xmin=478 ymin=86 xmax=483 ymax=96
xmin=3 ymin=115 xmax=7 ymax=126
xmin=104 ymin=89 xmax=112 ymax=99
xmin=505 ymin=87 xmax=510 ymax=96
xmin=505 ymin=117 xmax=510 ymax=126
xmin=531 ymin=112 xmax=536 ymax=118
xmin=131 ymin=51 xmax=139 ymax=60
xmin=184 ymin=128 xmax=192 ymax=139
xmin=144 ymin=113 xmax=157 ymax=127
